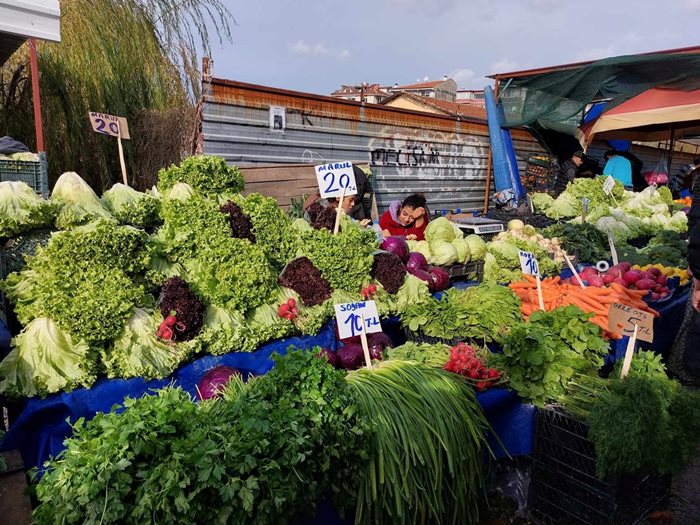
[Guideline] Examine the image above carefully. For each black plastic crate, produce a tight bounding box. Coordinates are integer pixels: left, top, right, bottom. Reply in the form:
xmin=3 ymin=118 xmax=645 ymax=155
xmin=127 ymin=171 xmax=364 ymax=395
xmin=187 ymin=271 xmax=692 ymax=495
xmin=1 ymin=228 xmax=53 ymax=279
xmin=528 ymin=406 xmax=670 ymax=525
xmin=445 ymin=259 xmax=484 ymax=283
xmin=0 ymin=152 xmax=49 ymax=196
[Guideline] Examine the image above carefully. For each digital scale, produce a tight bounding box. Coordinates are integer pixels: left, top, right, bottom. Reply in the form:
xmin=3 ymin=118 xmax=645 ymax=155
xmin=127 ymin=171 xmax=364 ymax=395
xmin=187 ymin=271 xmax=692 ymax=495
xmin=449 ymin=215 xmax=505 ymax=235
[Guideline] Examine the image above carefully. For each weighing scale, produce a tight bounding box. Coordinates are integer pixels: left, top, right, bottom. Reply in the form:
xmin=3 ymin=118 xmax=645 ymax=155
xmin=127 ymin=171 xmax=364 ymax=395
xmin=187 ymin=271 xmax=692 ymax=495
xmin=449 ymin=214 xmax=505 ymax=235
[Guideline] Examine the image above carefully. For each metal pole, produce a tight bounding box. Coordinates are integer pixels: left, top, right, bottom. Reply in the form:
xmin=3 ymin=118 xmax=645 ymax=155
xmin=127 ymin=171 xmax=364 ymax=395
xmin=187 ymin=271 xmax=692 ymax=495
xmin=668 ymin=126 xmax=676 ymax=173
xmin=483 ymin=77 xmax=499 ymax=214
xmin=28 ymin=39 xmax=44 ymax=152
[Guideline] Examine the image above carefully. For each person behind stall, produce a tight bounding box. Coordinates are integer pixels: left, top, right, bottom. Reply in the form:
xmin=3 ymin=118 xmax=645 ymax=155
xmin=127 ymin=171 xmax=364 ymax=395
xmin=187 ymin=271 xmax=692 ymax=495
xmin=379 ymin=193 xmax=430 ymax=240
xmin=303 ymin=165 xmax=370 ymax=221
xmin=603 ymin=150 xmax=633 ymax=189
xmin=669 ymin=157 xmax=700 ymax=198
xmin=551 ymin=150 xmax=584 ymax=196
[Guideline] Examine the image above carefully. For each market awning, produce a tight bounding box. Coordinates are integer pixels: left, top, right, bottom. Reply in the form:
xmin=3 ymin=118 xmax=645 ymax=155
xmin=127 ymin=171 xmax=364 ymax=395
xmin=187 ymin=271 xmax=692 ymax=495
xmin=579 ymin=88 xmax=700 ymax=144
xmin=489 ymin=46 xmax=700 ymax=135
xmin=0 ymin=0 xmax=61 ymax=65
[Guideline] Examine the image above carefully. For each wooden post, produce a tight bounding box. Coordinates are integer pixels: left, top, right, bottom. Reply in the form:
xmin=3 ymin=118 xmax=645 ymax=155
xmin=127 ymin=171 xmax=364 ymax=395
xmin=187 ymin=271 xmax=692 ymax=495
xmin=334 ymin=185 xmax=347 ymax=234
xmin=117 ymin=124 xmax=128 ymax=186
xmin=28 ymin=40 xmax=44 ymax=152
xmin=359 ymin=314 xmax=372 ymax=369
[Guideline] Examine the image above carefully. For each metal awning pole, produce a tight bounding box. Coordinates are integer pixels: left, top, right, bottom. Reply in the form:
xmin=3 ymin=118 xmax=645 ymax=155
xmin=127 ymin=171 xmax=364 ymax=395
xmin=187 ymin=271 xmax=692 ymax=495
xmin=667 ymin=126 xmax=676 ymax=173
xmin=29 ymin=39 xmax=44 ymax=152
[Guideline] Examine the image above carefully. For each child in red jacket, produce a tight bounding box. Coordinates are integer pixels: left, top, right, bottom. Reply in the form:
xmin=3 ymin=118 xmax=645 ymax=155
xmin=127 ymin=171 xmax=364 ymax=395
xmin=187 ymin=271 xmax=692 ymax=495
xmin=379 ymin=194 xmax=430 ymax=240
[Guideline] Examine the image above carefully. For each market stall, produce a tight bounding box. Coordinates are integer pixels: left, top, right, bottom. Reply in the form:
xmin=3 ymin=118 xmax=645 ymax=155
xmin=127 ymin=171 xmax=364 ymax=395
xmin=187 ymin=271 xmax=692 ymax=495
xmin=0 ymin=155 xmax=699 ymax=525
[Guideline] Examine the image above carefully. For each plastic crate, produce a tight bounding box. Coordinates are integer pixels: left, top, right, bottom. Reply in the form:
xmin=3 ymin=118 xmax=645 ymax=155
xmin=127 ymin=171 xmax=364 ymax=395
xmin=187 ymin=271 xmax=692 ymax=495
xmin=528 ymin=406 xmax=670 ymax=525
xmin=445 ymin=260 xmax=484 ymax=283
xmin=0 ymin=153 xmax=49 ymax=196
xmin=523 ymin=156 xmax=556 ymax=194
xmin=1 ymin=228 xmax=53 ymax=279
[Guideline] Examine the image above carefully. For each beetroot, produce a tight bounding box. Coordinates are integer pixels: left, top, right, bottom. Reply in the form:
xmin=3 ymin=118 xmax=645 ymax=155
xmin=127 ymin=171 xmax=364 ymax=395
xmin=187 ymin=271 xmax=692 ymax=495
xmin=617 ymin=262 xmax=632 ymax=273
xmin=368 ymin=331 xmax=393 ymax=351
xmin=602 ymin=274 xmax=616 ymax=285
xmin=613 ymin=278 xmax=629 ymax=287
xmin=655 ymin=275 xmax=668 ymax=286
xmin=623 ymin=270 xmax=643 ymax=285
xmin=647 ymin=267 xmax=662 ymax=277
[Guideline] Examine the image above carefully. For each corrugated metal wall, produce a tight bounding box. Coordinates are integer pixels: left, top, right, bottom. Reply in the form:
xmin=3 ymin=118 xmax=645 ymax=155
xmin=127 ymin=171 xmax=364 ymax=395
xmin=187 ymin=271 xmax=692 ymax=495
xmin=202 ymin=78 xmax=546 ymax=212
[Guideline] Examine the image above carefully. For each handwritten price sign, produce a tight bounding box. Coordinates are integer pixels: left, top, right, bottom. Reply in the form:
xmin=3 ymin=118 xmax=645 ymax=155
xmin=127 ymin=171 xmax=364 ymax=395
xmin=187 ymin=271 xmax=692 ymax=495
xmin=334 ymin=300 xmax=381 ymax=339
xmin=519 ymin=250 xmax=539 ymax=276
xmin=315 ymin=161 xmax=358 ymax=199
xmin=603 ymin=175 xmax=615 ymax=195
xmin=608 ymin=302 xmax=654 ymax=343
xmin=88 ymin=112 xmax=130 ymax=139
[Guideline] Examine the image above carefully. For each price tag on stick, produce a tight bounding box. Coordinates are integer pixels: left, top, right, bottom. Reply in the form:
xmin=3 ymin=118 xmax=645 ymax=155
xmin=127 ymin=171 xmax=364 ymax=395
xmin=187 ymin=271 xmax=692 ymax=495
xmin=603 ymin=175 xmax=619 ymax=207
xmin=519 ymin=251 xmax=545 ymax=310
xmin=608 ymin=303 xmax=654 ymax=343
xmin=315 ymin=161 xmax=358 ymax=199
xmin=334 ymin=300 xmax=382 ymax=340
xmin=607 ymin=233 xmax=619 ymax=266
xmin=619 ymin=324 xmax=639 ymax=379
xmin=89 ymin=111 xmax=130 ymax=186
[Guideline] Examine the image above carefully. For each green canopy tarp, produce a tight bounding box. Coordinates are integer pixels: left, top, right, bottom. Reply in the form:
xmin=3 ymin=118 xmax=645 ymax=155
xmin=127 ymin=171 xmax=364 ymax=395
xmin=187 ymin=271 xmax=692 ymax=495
xmin=498 ymin=52 xmax=700 ymax=135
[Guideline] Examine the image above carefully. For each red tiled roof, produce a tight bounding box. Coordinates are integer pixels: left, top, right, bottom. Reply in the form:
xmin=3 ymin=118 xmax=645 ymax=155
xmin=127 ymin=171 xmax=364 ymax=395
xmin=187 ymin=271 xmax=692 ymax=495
xmin=393 ymin=80 xmax=445 ymax=90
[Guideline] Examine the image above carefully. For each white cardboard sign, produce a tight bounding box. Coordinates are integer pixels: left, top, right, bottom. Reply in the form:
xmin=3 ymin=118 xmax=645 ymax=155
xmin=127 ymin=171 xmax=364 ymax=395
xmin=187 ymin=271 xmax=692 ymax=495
xmin=315 ymin=161 xmax=357 ymax=199
xmin=334 ymin=300 xmax=381 ymax=340
xmin=88 ymin=112 xmax=130 ymax=139
xmin=519 ymin=250 xmax=539 ymax=276
xmin=603 ymin=175 xmax=615 ymax=195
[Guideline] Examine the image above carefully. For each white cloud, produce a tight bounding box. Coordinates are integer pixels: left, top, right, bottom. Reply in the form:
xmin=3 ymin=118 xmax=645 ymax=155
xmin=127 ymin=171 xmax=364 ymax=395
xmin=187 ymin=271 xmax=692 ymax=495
xmin=489 ymin=59 xmax=518 ymax=74
xmin=449 ymin=68 xmax=488 ymax=89
xmin=673 ymin=0 xmax=700 ymax=9
xmin=289 ymin=40 xmax=350 ymax=59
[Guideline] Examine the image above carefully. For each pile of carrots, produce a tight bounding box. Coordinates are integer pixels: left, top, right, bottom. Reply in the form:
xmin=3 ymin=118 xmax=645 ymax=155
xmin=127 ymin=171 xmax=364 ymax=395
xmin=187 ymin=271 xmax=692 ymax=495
xmin=509 ymin=275 xmax=659 ymax=339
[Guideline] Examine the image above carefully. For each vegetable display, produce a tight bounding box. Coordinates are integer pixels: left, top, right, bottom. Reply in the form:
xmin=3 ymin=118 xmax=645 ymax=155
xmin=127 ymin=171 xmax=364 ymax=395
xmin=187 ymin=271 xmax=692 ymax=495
xmin=101 ymin=183 xmax=161 ymax=228
xmin=33 ymin=352 xmax=371 ymax=525
xmin=278 ymin=257 xmax=332 ymax=306
xmin=541 ymin=222 xmax=610 ymax=263
xmin=494 ymin=306 xmax=609 ymax=406
xmin=157 ymin=154 xmax=244 ymax=196
xmin=510 ymin=275 xmax=659 ymax=339
xmin=0 ymin=181 xmax=56 ymax=237
xmin=370 ymin=251 xmax=406 ymax=294
xmin=51 ymin=172 xmax=115 ymax=229
xmin=347 ymin=360 xmax=490 ymax=525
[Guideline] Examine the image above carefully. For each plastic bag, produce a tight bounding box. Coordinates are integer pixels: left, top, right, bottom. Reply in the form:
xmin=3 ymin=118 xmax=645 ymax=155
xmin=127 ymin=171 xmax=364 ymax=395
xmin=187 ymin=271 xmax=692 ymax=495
xmin=643 ymin=156 xmax=669 ymax=186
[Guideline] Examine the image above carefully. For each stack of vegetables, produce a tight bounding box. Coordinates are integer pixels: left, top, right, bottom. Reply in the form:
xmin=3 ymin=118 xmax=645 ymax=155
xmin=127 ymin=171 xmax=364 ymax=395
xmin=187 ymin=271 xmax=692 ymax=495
xmin=0 ymin=155 xmax=437 ymax=397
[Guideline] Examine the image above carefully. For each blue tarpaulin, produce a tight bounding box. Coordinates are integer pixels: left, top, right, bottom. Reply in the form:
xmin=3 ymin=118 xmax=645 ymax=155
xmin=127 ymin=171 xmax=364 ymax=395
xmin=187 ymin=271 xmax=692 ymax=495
xmin=2 ymin=321 xmax=535 ymax=476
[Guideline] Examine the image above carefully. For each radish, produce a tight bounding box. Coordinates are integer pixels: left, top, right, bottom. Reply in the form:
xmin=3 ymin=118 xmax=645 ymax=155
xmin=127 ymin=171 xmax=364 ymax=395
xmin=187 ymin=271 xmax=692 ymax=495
xmin=588 ymin=275 xmax=605 ymax=288
xmin=287 ymin=298 xmax=296 ymax=308
xmin=623 ymin=270 xmax=643 ymax=285
xmin=635 ymin=278 xmax=656 ymax=291
xmin=648 ymin=267 xmax=662 ymax=277
xmin=656 ymin=275 xmax=668 ymax=286
xmin=617 ymin=262 xmax=632 ymax=273
xmin=658 ymin=286 xmax=670 ymax=296
xmin=581 ymin=266 xmax=598 ymax=277
xmin=160 ymin=326 xmax=174 ymax=340
xmin=613 ymin=278 xmax=629 ymax=287
xmin=163 ymin=315 xmax=177 ymax=327
xmin=602 ymin=274 xmax=616 ymax=285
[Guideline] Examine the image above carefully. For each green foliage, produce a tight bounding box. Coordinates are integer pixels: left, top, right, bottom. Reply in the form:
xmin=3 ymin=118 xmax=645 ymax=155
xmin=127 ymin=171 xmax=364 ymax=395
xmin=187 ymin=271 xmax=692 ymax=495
xmin=236 ymin=193 xmax=300 ymax=270
xmin=401 ymin=283 xmax=521 ymax=344
xmin=496 ymin=306 xmax=608 ymax=406
xmin=0 ymin=318 xmax=95 ymax=397
xmin=0 ymin=0 xmax=232 ymax=190
xmin=102 ymin=183 xmax=161 ymax=228
xmin=347 ymin=360 xmax=490 ymax=525
xmin=617 ymin=230 xmax=688 ymax=267
xmin=385 ymin=342 xmax=451 ymax=368
xmin=158 ymin=155 xmax=244 ymax=196
xmin=542 ymin=222 xmax=610 ymax=263
xmin=300 ymin=218 xmax=378 ymax=292
xmin=0 ymin=181 xmax=56 ymax=237
xmin=33 ymin=351 xmax=370 ymax=525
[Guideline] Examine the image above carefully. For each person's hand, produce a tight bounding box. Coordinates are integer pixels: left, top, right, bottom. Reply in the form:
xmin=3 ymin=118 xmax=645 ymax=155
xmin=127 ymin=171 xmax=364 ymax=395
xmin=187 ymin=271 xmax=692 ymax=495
xmin=412 ymin=207 xmax=425 ymax=220
xmin=406 ymin=234 xmax=418 ymax=241
xmin=382 ymin=229 xmax=391 ymax=238
xmin=693 ymin=278 xmax=700 ymax=313
xmin=359 ymin=219 xmax=371 ymax=228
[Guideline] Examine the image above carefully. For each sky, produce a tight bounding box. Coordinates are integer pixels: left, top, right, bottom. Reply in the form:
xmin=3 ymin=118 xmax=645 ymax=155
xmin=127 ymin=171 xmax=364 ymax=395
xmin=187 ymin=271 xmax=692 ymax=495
xmin=209 ymin=0 xmax=699 ymax=95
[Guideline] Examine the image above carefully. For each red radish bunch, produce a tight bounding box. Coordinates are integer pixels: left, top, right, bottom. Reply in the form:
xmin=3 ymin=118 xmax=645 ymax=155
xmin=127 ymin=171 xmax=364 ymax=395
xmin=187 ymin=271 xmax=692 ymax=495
xmin=568 ymin=262 xmax=671 ymax=301
xmin=278 ymin=298 xmax=299 ymax=320
xmin=361 ymin=284 xmax=378 ymax=300
xmin=444 ymin=343 xmax=501 ymax=391
xmin=156 ymin=311 xmax=187 ymax=342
